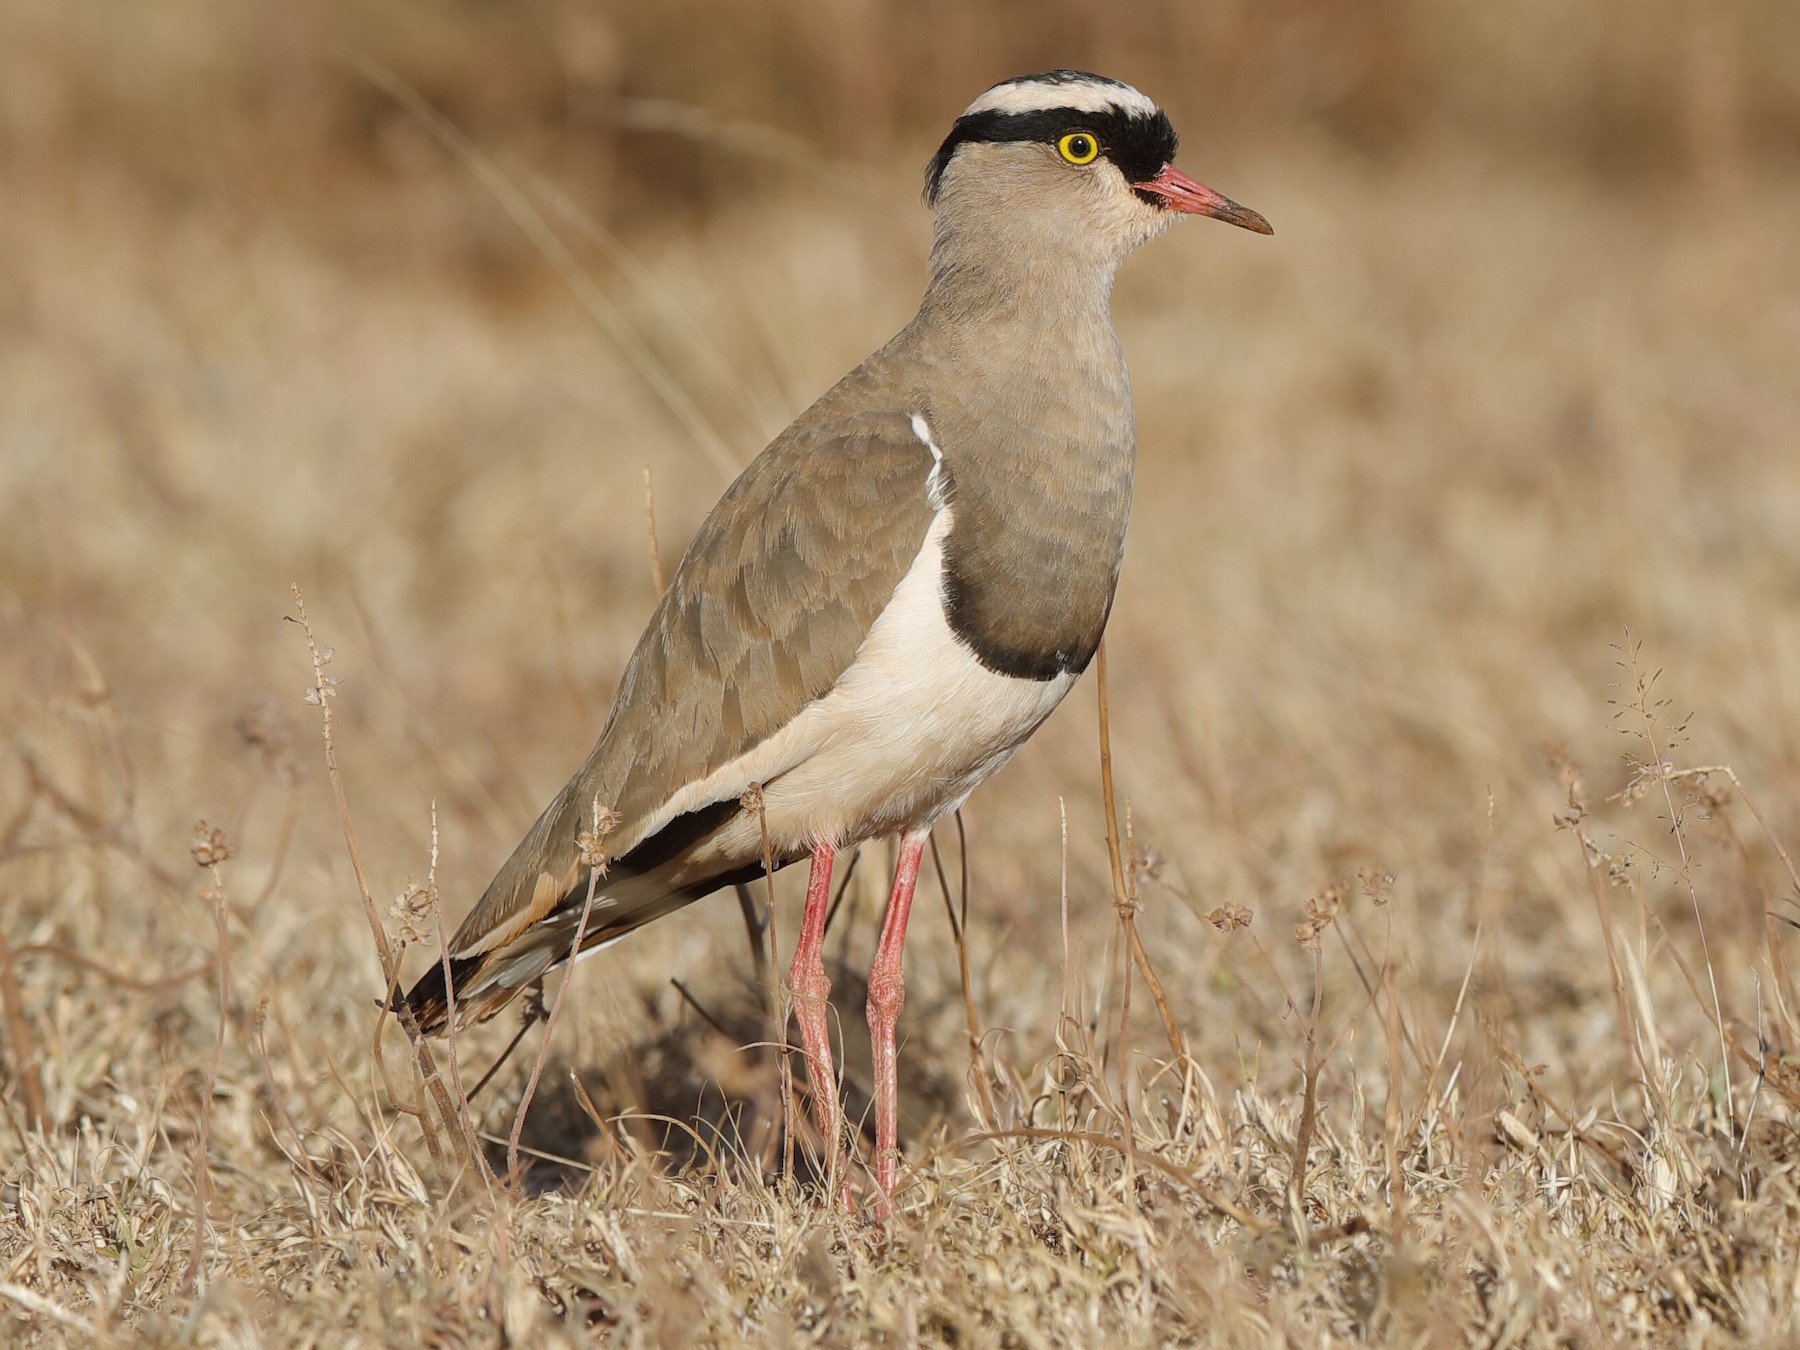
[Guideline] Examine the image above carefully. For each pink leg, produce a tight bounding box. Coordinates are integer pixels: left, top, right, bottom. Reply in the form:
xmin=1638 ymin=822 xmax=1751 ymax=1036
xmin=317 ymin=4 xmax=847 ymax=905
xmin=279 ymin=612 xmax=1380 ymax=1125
xmin=787 ymin=841 xmax=842 ymax=1171
xmin=867 ymin=830 xmax=928 ymax=1200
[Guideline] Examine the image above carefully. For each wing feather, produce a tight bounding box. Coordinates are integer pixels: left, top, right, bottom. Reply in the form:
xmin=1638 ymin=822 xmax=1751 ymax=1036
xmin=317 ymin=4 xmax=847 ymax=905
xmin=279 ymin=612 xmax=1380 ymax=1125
xmin=441 ymin=398 xmax=941 ymax=971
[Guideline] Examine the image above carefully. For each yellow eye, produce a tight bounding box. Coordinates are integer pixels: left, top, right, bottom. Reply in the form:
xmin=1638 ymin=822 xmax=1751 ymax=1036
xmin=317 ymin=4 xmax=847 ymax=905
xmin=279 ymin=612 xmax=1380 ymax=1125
xmin=1057 ymin=132 xmax=1100 ymax=165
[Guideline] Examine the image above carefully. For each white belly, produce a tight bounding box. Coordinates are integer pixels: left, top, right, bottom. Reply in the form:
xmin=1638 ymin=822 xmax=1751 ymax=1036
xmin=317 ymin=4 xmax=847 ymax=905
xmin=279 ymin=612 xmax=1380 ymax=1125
xmin=646 ymin=505 xmax=1076 ymax=857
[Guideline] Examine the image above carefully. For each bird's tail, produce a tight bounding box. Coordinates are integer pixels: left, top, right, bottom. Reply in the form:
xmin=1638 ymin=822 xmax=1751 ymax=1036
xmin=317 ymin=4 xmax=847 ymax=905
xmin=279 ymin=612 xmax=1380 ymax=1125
xmin=393 ymin=951 xmax=506 ymax=1037
xmin=395 ymin=881 xmax=767 ymax=1034
xmin=394 ymin=792 xmax=806 ymax=1037
xmin=394 ymin=898 xmax=643 ymax=1037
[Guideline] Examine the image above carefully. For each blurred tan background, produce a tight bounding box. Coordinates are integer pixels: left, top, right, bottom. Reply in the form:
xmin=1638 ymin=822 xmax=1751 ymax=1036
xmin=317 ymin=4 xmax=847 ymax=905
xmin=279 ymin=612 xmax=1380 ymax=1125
xmin=4 ymin=0 xmax=1800 ymax=1164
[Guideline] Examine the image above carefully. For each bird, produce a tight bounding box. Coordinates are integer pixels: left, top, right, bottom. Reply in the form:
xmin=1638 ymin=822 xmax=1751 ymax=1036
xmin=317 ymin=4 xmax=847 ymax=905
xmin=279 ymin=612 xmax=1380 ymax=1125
xmin=402 ymin=69 xmax=1270 ymax=1201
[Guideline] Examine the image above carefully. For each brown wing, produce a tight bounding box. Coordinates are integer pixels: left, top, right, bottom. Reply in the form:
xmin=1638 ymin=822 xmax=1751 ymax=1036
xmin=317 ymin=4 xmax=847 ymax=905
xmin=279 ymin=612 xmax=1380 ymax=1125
xmin=442 ymin=397 xmax=941 ymax=968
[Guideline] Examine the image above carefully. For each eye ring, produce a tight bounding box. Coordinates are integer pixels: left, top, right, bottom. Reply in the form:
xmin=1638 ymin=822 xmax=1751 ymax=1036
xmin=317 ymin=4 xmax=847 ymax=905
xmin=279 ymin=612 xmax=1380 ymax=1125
xmin=1057 ymin=132 xmax=1100 ymax=165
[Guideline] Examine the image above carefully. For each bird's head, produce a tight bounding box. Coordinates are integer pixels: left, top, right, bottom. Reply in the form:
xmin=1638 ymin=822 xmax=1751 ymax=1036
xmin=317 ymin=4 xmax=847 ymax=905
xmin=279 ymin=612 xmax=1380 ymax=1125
xmin=923 ymin=71 xmax=1271 ymax=272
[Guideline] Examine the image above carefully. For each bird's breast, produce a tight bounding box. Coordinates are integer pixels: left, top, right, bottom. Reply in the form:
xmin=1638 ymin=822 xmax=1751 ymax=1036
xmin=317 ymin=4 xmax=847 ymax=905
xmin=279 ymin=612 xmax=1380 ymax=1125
xmin=928 ymin=404 xmax=1134 ymax=682
xmin=642 ymin=503 xmax=1078 ymax=856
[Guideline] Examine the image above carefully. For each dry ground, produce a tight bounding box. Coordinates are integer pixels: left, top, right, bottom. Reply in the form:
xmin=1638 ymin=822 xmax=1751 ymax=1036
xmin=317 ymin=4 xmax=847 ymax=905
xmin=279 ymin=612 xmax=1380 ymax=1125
xmin=6 ymin=18 xmax=1800 ymax=1346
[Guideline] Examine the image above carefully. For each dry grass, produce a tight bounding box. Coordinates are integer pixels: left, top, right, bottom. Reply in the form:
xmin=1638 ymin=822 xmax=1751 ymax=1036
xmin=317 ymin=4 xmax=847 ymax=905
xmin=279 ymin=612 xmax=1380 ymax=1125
xmin=6 ymin=4 xmax=1800 ymax=1344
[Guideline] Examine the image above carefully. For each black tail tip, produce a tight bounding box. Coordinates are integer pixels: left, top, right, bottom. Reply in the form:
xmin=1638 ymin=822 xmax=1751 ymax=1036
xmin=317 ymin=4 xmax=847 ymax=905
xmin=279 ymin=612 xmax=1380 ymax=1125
xmin=388 ymin=956 xmax=465 ymax=1037
xmin=388 ymin=952 xmax=523 ymax=1037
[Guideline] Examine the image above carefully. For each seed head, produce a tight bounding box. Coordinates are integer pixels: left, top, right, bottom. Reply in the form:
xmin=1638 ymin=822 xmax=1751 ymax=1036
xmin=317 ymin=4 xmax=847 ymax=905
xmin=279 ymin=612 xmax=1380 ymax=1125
xmin=1357 ymin=865 xmax=1396 ymax=906
xmin=577 ymin=798 xmax=623 ymax=870
xmin=389 ymin=880 xmax=432 ymax=945
xmin=1207 ymin=901 xmax=1253 ymax=933
xmin=190 ymin=820 xmax=232 ymax=869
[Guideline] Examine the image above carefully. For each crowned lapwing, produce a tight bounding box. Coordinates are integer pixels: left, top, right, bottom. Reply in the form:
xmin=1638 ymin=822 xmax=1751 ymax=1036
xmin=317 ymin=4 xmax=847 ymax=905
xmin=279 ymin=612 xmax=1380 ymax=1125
xmin=404 ymin=70 xmax=1270 ymax=1201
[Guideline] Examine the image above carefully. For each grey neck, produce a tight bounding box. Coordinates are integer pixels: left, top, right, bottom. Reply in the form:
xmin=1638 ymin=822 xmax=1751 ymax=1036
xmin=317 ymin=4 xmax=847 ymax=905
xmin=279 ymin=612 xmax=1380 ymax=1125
xmin=885 ymin=207 xmax=1137 ymax=682
xmin=919 ymin=209 xmax=1122 ymax=338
